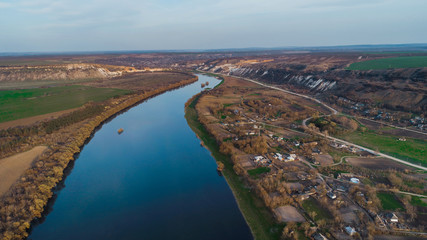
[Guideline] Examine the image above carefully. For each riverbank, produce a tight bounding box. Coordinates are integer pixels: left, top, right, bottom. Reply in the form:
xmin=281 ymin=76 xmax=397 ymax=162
xmin=184 ymin=91 xmax=281 ymax=240
xmin=0 ymin=75 xmax=198 ymax=240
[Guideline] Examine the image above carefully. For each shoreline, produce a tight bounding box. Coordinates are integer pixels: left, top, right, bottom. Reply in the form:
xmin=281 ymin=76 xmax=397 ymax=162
xmin=0 ymin=75 xmax=198 ymax=240
xmin=184 ymin=90 xmax=279 ymax=240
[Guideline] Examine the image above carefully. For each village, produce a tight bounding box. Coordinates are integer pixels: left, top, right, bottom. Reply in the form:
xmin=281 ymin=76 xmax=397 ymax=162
xmin=335 ymin=96 xmax=426 ymax=132
xmin=195 ymin=75 xmax=427 ymax=239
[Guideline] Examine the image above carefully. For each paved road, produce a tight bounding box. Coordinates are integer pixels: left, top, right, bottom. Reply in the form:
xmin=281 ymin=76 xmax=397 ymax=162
xmin=205 ymin=71 xmax=427 ymax=171
xmin=315 ymin=133 xmax=427 ymax=171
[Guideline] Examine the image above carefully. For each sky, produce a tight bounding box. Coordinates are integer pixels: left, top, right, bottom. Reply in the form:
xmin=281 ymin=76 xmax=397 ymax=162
xmin=0 ymin=0 xmax=426 ymax=52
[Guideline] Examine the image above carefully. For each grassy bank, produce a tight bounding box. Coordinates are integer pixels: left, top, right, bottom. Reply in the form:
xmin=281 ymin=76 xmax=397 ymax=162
xmin=185 ymin=93 xmax=282 ymax=240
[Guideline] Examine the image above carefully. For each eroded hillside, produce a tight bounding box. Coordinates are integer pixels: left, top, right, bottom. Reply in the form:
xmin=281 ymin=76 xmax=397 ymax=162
xmin=194 ymin=54 xmax=427 ymax=113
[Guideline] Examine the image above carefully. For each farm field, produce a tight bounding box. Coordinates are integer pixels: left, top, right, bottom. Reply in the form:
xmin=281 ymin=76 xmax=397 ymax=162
xmin=347 ymin=56 xmax=427 ymax=70
xmin=358 ymin=118 xmax=427 ymax=141
xmin=0 ymin=85 xmax=131 ymax=123
xmin=302 ymin=197 xmax=332 ymax=221
xmin=339 ymin=130 xmax=427 ymax=166
xmin=81 ymin=72 xmax=194 ymax=91
xmin=346 ymin=157 xmax=414 ymax=171
xmin=0 ymin=78 xmax=97 ymax=90
xmin=377 ymin=192 xmax=403 ymax=210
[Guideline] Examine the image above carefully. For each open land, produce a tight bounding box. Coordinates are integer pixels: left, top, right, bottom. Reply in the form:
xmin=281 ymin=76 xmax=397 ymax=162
xmin=273 ymin=205 xmax=305 ymax=222
xmin=347 ymin=56 xmax=427 ymax=70
xmin=0 ymin=85 xmax=131 ymax=123
xmin=0 ymin=146 xmax=47 ymax=196
xmin=346 ymin=157 xmax=415 ymax=171
xmin=1 ymin=49 xmax=427 ymax=240
xmin=339 ymin=130 xmax=427 ymax=166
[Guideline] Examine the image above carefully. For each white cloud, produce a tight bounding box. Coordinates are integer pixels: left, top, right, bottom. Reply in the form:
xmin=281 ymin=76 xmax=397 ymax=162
xmin=0 ymin=0 xmax=426 ymax=51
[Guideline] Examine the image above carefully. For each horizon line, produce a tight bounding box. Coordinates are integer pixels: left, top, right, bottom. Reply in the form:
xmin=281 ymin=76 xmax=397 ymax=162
xmin=1 ymin=43 xmax=427 ymax=57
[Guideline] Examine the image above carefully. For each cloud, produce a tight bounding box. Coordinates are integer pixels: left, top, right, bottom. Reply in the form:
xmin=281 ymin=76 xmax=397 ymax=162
xmin=0 ymin=1 xmax=12 ymax=8
xmin=0 ymin=0 xmax=426 ymax=52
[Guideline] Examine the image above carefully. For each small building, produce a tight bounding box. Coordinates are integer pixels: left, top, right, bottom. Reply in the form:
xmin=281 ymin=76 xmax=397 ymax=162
xmin=327 ymin=191 xmax=337 ymax=200
xmin=274 ymin=153 xmax=284 ymax=161
xmin=312 ymin=148 xmax=321 ymax=155
xmin=337 ymin=185 xmax=348 ymax=192
xmin=350 ymin=178 xmax=360 ymax=184
xmin=385 ymin=212 xmax=399 ymax=223
xmin=313 ymin=233 xmax=328 ymax=240
xmin=344 ymin=226 xmax=356 ymax=236
xmin=254 ymin=156 xmax=265 ymax=162
xmin=286 ymin=154 xmax=297 ymax=162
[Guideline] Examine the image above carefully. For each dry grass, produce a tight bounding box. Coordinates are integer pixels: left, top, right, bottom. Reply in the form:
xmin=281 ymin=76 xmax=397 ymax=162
xmin=273 ymin=205 xmax=305 ymax=223
xmin=81 ymin=71 xmax=194 ymax=91
xmin=0 ymin=146 xmax=47 ymax=196
xmin=314 ymin=154 xmax=334 ymax=166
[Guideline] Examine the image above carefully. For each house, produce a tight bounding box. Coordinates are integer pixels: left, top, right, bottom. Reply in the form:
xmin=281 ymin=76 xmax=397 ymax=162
xmin=285 ymin=154 xmax=297 ymax=162
xmin=274 ymin=153 xmax=284 ymax=161
xmin=344 ymin=226 xmax=356 ymax=236
xmin=327 ymin=191 xmax=337 ymax=200
xmin=312 ymin=148 xmax=321 ymax=155
xmin=254 ymin=156 xmax=264 ymax=162
xmin=350 ymin=178 xmax=360 ymax=184
xmin=336 ymin=185 xmax=348 ymax=192
xmin=312 ymin=233 xmax=328 ymax=240
xmin=385 ymin=213 xmax=398 ymax=223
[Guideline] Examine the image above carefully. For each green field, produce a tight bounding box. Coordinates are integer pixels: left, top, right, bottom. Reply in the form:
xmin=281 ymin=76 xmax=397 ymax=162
xmin=248 ymin=167 xmax=271 ymax=177
xmin=377 ymin=192 xmax=403 ymax=210
xmin=339 ymin=130 xmax=427 ymax=166
xmin=302 ymin=197 xmax=332 ymax=221
xmin=0 ymin=85 xmax=131 ymax=123
xmin=410 ymin=196 xmax=427 ymax=207
xmin=347 ymin=56 xmax=427 ymax=70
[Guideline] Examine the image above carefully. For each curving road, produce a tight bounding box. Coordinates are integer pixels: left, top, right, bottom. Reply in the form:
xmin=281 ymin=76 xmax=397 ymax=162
xmin=204 ymin=71 xmax=427 ymax=171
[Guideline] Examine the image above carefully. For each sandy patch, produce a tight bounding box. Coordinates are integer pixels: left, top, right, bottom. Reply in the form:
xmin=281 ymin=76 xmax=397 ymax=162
xmin=314 ymin=154 xmax=334 ymax=166
xmin=273 ymin=205 xmax=305 ymax=222
xmin=0 ymin=146 xmax=48 ymax=196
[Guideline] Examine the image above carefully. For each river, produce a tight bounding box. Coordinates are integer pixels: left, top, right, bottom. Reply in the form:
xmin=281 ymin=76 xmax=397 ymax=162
xmin=28 ymin=74 xmax=252 ymax=240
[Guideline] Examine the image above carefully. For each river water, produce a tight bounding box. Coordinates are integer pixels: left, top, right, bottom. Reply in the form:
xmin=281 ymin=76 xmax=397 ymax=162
xmin=28 ymin=74 xmax=252 ymax=240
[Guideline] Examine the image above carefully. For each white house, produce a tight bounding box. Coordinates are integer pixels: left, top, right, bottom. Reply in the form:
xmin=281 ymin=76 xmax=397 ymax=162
xmin=274 ymin=153 xmax=283 ymax=161
xmin=327 ymin=191 xmax=337 ymax=200
xmin=345 ymin=226 xmax=356 ymax=236
xmin=350 ymin=178 xmax=360 ymax=184
xmin=386 ymin=213 xmax=398 ymax=223
xmin=286 ymin=154 xmax=297 ymax=162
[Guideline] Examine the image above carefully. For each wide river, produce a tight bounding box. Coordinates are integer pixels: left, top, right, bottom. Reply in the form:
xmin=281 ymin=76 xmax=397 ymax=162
xmin=29 ymin=74 xmax=252 ymax=240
